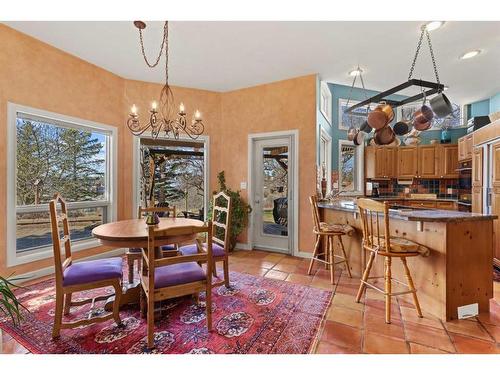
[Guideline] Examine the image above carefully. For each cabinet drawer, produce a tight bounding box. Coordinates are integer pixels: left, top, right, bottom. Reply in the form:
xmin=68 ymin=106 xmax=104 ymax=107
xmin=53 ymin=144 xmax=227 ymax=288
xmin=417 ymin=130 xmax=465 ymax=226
xmin=408 ymin=201 xmax=437 ymax=209
xmin=436 ymin=201 xmax=456 ymax=210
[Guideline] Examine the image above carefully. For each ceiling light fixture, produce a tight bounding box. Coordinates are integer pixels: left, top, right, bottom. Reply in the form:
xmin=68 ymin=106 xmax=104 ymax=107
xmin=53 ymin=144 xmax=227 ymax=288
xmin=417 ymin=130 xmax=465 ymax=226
xmin=460 ymin=50 xmax=481 ymax=60
xmin=349 ymin=68 xmax=363 ymax=77
xmin=127 ymin=21 xmax=205 ymax=139
xmin=423 ymin=21 xmax=445 ymax=32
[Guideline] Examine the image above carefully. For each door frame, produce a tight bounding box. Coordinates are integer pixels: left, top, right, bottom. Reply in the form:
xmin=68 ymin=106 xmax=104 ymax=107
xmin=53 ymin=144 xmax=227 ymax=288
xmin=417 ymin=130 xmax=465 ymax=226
xmin=247 ymin=130 xmax=299 ymax=256
xmin=132 ymin=134 xmax=210 ymax=220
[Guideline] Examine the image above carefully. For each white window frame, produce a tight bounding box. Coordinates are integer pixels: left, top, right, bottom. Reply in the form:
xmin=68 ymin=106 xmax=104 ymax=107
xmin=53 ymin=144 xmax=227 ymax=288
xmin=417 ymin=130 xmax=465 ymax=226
xmin=338 ymin=139 xmax=364 ymax=195
xmin=320 ymin=81 xmax=332 ymax=125
xmin=6 ymin=103 xmax=118 ymax=267
xmin=319 ymin=127 xmax=332 ymax=193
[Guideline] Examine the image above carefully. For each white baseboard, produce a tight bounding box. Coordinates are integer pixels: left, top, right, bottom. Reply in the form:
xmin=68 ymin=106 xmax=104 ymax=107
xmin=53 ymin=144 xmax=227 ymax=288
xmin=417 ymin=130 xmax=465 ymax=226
xmin=15 ymin=248 xmax=127 ymax=283
xmin=235 ymin=242 xmax=252 ymax=250
xmin=295 ymin=251 xmax=312 ymax=259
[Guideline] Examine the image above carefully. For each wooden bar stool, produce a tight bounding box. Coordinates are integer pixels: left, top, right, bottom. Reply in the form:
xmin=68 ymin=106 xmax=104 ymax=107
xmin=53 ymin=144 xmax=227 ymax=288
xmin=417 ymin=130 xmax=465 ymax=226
xmin=355 ymin=198 xmax=430 ymax=324
xmin=308 ymin=195 xmax=354 ymax=284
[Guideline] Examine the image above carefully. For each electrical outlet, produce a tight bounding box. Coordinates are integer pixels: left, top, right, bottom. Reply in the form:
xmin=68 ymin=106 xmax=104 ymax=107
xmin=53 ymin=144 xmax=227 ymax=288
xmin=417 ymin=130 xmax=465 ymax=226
xmin=457 ymin=303 xmax=478 ymax=319
xmin=240 ymin=182 xmax=247 ymax=190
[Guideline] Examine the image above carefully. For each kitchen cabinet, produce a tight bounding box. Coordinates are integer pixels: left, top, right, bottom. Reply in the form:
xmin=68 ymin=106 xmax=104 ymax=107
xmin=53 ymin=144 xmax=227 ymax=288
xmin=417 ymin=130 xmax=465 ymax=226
xmin=492 ymin=187 xmax=500 ymax=267
xmin=458 ymin=134 xmax=473 ymax=161
xmin=397 ymin=147 xmax=418 ymax=178
xmin=472 ymin=186 xmax=482 ymax=213
xmin=472 ymin=147 xmax=483 ymax=187
xmin=436 ymin=201 xmax=456 ymax=210
xmin=439 ymin=144 xmax=459 ymax=178
xmin=365 ymin=146 xmax=397 ymax=179
xmin=418 ymin=145 xmax=439 ymax=178
xmin=408 ymin=200 xmax=437 ymax=209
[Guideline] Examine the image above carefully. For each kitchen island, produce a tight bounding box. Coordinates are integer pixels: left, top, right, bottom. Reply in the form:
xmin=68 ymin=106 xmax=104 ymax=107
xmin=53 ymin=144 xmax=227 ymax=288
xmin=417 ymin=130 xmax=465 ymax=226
xmin=318 ymin=199 xmax=497 ymax=321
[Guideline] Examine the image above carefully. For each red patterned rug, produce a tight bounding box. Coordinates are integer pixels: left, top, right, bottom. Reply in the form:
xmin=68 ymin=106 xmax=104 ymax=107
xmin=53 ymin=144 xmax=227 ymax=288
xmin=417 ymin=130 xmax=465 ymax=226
xmin=0 ymin=268 xmax=331 ymax=354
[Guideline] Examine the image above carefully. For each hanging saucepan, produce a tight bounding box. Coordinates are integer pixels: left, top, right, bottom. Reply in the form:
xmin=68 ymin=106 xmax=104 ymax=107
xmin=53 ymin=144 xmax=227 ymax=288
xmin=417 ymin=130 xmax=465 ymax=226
xmin=393 ymin=120 xmax=412 ymax=136
xmin=347 ymin=126 xmax=357 ymax=141
xmin=413 ymin=104 xmax=434 ymax=131
xmin=374 ymin=126 xmax=395 ymax=145
xmin=353 ymin=129 xmax=365 ymax=146
xmin=360 ymin=120 xmax=372 ymax=133
xmin=430 ymin=92 xmax=453 ymax=118
xmin=367 ymin=102 xmax=394 ymax=130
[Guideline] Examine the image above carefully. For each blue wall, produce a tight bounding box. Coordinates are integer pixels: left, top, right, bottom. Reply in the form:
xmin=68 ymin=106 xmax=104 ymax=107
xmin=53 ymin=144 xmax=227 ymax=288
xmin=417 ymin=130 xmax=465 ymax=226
xmin=316 ymin=81 xmax=467 ymax=172
xmin=490 ymin=93 xmax=500 ymax=114
xmin=469 ymin=99 xmax=491 ymax=117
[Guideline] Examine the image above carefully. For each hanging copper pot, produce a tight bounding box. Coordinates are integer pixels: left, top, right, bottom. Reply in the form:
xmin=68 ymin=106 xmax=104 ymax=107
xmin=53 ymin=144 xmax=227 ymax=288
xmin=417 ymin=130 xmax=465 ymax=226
xmin=353 ymin=129 xmax=365 ymax=146
xmin=374 ymin=126 xmax=395 ymax=145
xmin=413 ymin=104 xmax=434 ymax=131
xmin=347 ymin=127 xmax=357 ymax=141
xmin=367 ymin=102 xmax=394 ymax=130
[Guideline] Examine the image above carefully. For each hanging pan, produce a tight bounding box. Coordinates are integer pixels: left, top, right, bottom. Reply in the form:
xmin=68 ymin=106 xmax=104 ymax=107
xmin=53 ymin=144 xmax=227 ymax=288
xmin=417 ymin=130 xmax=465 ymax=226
xmin=374 ymin=126 xmax=396 ymax=145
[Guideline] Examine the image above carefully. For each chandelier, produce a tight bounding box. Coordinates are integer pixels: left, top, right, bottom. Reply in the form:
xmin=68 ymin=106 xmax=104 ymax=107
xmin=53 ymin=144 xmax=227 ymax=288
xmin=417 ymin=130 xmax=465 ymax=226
xmin=127 ymin=21 xmax=205 ymax=139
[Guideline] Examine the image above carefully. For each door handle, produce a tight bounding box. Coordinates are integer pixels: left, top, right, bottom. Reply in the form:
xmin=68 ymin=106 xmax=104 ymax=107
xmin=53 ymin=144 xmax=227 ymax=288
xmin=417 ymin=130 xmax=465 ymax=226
xmin=255 ymin=200 xmax=260 ymax=204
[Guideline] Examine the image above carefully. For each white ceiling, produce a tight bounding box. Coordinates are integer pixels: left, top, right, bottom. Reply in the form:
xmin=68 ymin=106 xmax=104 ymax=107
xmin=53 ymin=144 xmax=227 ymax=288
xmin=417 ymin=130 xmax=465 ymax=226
xmin=4 ymin=21 xmax=500 ymax=104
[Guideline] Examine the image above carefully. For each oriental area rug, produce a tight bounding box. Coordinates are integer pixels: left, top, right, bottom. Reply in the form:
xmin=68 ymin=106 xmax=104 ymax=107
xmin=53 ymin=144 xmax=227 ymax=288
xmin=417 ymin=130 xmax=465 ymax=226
xmin=0 ymin=270 xmax=331 ymax=354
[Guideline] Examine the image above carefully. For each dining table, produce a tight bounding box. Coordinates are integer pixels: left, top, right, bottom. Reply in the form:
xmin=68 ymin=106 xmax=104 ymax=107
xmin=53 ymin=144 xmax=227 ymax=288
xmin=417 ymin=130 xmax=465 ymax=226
xmin=92 ymin=217 xmax=205 ymax=310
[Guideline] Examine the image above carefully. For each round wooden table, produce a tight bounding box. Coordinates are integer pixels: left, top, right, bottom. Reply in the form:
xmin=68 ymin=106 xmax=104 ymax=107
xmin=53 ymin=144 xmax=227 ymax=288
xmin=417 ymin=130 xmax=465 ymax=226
xmin=92 ymin=217 xmax=205 ymax=310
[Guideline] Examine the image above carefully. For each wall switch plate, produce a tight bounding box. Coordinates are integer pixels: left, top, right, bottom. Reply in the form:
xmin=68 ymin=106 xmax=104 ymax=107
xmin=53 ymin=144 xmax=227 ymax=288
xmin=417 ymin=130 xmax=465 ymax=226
xmin=457 ymin=303 xmax=479 ymax=319
xmin=240 ymin=182 xmax=247 ymax=190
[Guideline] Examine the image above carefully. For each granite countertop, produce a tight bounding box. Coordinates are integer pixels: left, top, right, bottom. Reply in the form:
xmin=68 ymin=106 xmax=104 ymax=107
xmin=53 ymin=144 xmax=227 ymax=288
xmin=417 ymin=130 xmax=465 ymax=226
xmin=318 ymin=199 xmax=497 ymax=223
xmin=372 ymin=197 xmax=458 ymax=202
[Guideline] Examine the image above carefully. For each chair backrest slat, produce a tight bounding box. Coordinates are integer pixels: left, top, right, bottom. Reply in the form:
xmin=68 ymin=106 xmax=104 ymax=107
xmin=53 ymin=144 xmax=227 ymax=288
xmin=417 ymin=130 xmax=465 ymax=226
xmin=49 ymin=193 xmax=73 ymax=286
xmin=357 ymin=198 xmax=391 ymax=253
xmin=138 ymin=205 xmax=177 ymax=218
xmin=212 ymin=191 xmax=232 ymax=252
xmin=309 ymin=195 xmax=321 ymax=232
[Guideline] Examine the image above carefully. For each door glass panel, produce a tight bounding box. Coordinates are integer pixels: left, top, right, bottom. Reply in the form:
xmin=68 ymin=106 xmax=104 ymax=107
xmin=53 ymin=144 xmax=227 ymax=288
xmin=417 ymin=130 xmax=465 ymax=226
xmin=261 ymin=146 xmax=288 ymax=236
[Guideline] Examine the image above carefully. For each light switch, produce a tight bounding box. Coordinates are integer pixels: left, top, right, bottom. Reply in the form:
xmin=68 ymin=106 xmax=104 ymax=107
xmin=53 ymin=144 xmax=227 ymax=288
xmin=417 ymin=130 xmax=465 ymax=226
xmin=240 ymin=182 xmax=247 ymax=190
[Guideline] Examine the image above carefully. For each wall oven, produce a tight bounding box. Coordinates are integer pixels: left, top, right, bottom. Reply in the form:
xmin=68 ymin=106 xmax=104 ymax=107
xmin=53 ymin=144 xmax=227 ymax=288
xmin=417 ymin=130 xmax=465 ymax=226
xmin=457 ymin=160 xmax=472 ymax=212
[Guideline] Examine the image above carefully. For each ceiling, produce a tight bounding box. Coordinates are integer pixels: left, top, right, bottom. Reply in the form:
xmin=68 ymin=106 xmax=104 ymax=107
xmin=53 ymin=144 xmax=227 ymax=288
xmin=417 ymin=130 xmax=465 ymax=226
xmin=4 ymin=21 xmax=500 ymax=104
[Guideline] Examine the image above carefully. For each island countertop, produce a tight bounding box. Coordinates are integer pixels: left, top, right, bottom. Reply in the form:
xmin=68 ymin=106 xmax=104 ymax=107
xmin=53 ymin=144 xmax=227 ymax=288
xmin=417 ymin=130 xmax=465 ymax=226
xmin=317 ymin=199 xmax=497 ymax=223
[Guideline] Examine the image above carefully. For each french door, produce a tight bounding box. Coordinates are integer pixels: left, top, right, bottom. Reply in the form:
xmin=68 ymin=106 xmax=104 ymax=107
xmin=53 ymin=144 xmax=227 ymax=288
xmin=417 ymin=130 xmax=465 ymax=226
xmin=251 ymin=135 xmax=294 ymax=254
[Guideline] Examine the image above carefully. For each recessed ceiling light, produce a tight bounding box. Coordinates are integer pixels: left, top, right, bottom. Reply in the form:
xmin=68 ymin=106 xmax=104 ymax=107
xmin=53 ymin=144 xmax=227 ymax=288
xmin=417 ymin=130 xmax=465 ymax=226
xmin=460 ymin=50 xmax=481 ymax=60
xmin=423 ymin=21 xmax=445 ymax=32
xmin=349 ymin=68 xmax=363 ymax=77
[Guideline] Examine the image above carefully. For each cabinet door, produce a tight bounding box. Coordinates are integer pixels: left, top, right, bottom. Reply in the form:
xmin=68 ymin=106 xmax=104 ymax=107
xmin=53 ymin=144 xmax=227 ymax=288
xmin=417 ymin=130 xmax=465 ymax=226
xmin=472 ymin=147 xmax=483 ymax=187
xmin=472 ymin=186 xmax=483 ymax=213
xmin=492 ymin=187 xmax=500 ymax=265
xmin=365 ymin=146 xmax=376 ymax=179
xmin=385 ymin=147 xmax=398 ymax=178
xmin=492 ymin=141 xmax=500 ymax=187
xmin=465 ymin=134 xmax=473 ymax=160
xmin=440 ymin=145 xmax=459 ymax=178
xmin=375 ymin=147 xmax=386 ymax=178
xmin=398 ymin=147 xmax=418 ymax=178
xmin=418 ymin=145 xmax=439 ymax=178
xmin=458 ymin=137 xmax=466 ymax=161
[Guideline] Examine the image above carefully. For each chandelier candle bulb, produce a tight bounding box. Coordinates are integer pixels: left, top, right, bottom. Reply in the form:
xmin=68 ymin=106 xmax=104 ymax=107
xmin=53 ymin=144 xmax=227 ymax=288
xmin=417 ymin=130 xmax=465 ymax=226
xmin=131 ymin=104 xmax=138 ymax=115
xmin=151 ymin=101 xmax=157 ymax=111
xmin=179 ymin=102 xmax=186 ymax=114
xmin=195 ymin=110 xmax=201 ymax=120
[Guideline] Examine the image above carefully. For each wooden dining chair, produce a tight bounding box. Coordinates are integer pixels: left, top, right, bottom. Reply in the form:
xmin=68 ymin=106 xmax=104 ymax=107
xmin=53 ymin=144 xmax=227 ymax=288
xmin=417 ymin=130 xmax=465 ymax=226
xmin=356 ymin=198 xmax=428 ymax=323
xmin=179 ymin=192 xmax=232 ymax=287
xmin=49 ymin=193 xmax=123 ymax=338
xmin=308 ymin=195 xmax=354 ymax=284
xmin=140 ymin=221 xmax=213 ymax=349
xmin=126 ymin=204 xmax=177 ymax=283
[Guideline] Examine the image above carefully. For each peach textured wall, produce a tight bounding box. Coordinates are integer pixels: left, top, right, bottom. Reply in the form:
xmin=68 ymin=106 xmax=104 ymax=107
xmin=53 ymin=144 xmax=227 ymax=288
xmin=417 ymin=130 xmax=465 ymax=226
xmin=0 ymin=25 xmax=317 ymax=277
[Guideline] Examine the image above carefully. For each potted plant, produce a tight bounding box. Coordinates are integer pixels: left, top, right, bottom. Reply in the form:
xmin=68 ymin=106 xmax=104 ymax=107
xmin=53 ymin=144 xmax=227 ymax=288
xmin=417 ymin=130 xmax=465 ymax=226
xmin=210 ymin=171 xmax=252 ymax=251
xmin=0 ymin=275 xmax=26 ymax=325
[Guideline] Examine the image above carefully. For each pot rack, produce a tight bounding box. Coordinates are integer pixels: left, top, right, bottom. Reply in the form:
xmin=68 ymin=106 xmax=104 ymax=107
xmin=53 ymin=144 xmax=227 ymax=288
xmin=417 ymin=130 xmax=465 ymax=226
xmin=345 ymin=26 xmax=446 ymax=114
xmin=344 ymin=78 xmax=445 ymax=114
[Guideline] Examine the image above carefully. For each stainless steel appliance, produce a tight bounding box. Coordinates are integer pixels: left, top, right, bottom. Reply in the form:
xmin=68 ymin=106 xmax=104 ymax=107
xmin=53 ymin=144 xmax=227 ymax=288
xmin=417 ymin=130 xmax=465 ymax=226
xmin=457 ymin=160 xmax=472 ymax=212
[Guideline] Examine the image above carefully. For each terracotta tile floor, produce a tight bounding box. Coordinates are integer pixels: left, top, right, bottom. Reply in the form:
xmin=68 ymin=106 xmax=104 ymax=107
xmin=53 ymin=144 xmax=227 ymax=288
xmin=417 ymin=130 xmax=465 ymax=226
xmin=1 ymin=249 xmax=500 ymax=354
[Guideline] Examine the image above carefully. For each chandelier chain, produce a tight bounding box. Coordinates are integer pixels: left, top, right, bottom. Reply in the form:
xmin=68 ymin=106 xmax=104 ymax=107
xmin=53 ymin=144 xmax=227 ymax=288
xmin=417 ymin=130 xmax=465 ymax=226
xmin=408 ymin=28 xmax=441 ymax=86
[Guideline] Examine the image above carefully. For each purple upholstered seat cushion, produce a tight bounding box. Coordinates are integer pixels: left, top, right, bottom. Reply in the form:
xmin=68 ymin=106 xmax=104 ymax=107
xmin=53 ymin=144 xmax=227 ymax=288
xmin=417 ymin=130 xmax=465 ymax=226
xmin=154 ymin=262 xmax=206 ymax=289
xmin=63 ymin=257 xmax=123 ymax=287
xmin=178 ymin=243 xmax=225 ymax=257
xmin=161 ymin=244 xmax=176 ymax=251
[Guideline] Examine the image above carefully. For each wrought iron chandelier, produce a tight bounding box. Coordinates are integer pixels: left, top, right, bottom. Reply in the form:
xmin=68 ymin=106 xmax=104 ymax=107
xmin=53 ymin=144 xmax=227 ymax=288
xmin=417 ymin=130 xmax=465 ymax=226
xmin=127 ymin=21 xmax=205 ymax=139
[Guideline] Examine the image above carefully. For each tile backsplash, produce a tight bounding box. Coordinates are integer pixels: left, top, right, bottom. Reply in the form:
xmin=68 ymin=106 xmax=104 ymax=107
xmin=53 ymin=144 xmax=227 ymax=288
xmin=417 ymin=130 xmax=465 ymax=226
xmin=369 ymin=178 xmax=459 ymax=199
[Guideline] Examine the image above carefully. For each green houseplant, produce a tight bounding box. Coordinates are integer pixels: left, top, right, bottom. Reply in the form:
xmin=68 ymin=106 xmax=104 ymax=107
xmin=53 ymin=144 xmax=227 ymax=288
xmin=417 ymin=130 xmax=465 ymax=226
xmin=209 ymin=171 xmax=252 ymax=251
xmin=0 ymin=275 xmax=26 ymax=326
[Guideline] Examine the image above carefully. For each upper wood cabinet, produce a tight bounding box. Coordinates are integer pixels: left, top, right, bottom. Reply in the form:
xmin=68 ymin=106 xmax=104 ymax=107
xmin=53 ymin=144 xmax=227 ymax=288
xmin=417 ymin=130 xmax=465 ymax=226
xmin=398 ymin=147 xmax=418 ymax=178
xmin=365 ymin=146 xmax=397 ymax=179
xmin=439 ymin=144 xmax=459 ymax=178
xmin=492 ymin=140 xmax=500 ymax=187
xmin=418 ymin=145 xmax=439 ymax=178
xmin=472 ymin=147 xmax=483 ymax=187
xmin=458 ymin=134 xmax=473 ymax=161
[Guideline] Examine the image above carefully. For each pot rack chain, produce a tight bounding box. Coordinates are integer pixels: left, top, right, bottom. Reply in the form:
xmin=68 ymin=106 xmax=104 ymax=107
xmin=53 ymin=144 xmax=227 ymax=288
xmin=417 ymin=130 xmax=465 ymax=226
xmin=407 ymin=27 xmax=441 ymax=87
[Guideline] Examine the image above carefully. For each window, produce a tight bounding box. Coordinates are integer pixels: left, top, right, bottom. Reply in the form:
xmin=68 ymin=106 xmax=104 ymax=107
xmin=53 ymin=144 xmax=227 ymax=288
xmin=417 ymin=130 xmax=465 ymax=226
xmin=319 ymin=128 xmax=332 ymax=193
xmin=7 ymin=103 xmax=117 ymax=266
xmin=320 ymin=82 xmax=332 ymax=125
xmin=338 ymin=99 xmax=372 ymax=131
xmin=338 ymin=140 xmax=364 ymax=195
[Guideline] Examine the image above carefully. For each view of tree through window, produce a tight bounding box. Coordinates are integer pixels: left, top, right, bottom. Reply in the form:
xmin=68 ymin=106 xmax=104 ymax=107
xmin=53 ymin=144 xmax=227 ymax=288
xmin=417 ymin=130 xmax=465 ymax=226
xmin=340 ymin=144 xmax=356 ymax=191
xmin=140 ymin=140 xmax=205 ymax=219
xmin=15 ymin=115 xmax=110 ymax=253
